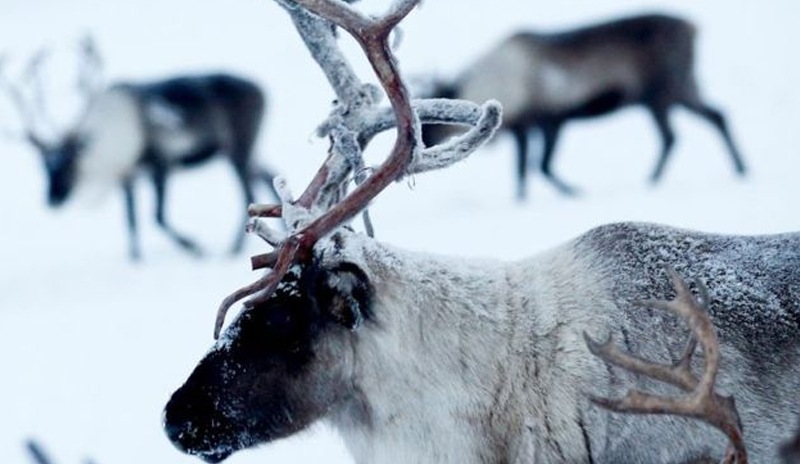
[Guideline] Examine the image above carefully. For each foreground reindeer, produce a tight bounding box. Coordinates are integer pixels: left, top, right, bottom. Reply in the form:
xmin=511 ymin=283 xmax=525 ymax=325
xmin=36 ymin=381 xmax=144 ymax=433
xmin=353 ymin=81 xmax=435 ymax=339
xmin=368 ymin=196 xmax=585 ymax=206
xmin=421 ymin=13 xmax=747 ymax=199
xmin=163 ymin=2 xmax=798 ymax=463
xmin=1 ymin=40 xmax=277 ymax=259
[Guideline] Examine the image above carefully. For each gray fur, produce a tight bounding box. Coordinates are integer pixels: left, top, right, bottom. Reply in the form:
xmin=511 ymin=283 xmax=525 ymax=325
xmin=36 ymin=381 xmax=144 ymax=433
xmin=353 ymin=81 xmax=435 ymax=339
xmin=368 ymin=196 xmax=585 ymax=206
xmin=165 ymin=223 xmax=800 ymax=463
xmin=573 ymin=223 xmax=800 ymax=462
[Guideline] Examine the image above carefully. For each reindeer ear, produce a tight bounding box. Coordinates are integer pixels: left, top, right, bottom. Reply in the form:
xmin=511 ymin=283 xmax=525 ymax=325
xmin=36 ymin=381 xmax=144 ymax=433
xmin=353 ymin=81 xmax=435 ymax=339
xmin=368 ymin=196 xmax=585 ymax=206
xmin=314 ymin=263 xmax=372 ymax=331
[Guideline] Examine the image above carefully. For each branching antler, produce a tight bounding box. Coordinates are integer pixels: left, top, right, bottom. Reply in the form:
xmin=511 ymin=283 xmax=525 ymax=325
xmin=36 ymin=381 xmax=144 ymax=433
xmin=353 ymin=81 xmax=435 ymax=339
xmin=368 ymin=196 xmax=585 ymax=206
xmin=1 ymin=38 xmax=100 ymax=145
xmin=212 ymin=0 xmax=502 ymax=338
xmin=0 ymin=51 xmax=49 ymax=147
xmin=584 ymin=270 xmax=747 ymax=463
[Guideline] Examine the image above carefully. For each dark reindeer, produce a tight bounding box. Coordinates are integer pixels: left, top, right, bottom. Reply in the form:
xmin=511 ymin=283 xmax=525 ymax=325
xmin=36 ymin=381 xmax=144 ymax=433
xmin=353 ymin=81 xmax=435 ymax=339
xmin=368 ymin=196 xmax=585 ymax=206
xmin=1 ymin=39 xmax=278 ymax=259
xmin=163 ymin=2 xmax=797 ymax=463
xmin=421 ymin=13 xmax=747 ymax=199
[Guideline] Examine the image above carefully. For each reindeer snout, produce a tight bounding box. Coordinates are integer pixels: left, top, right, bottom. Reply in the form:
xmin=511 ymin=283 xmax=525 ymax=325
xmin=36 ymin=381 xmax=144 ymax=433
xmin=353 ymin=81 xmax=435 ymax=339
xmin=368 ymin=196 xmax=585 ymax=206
xmin=163 ymin=390 xmax=196 ymax=452
xmin=163 ymin=388 xmax=233 ymax=463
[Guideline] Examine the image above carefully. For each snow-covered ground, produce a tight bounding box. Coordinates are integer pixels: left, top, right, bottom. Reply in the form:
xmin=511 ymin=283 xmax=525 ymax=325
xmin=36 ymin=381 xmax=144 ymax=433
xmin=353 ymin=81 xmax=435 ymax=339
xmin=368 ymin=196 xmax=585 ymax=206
xmin=1 ymin=1 xmax=799 ymax=463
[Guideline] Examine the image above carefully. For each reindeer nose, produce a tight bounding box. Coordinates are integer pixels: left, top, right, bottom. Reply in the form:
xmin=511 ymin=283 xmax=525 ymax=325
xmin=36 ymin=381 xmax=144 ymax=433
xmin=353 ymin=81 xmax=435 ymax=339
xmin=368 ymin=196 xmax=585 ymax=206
xmin=47 ymin=194 xmax=66 ymax=207
xmin=163 ymin=387 xmax=234 ymax=463
xmin=164 ymin=385 xmax=213 ymax=451
xmin=163 ymin=394 xmax=193 ymax=452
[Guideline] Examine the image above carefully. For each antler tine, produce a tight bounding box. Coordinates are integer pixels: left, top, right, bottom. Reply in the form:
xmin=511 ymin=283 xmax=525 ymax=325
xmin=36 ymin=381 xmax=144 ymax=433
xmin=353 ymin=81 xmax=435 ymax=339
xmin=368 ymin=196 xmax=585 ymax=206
xmin=0 ymin=55 xmax=45 ymax=145
xmin=213 ymin=0 xmax=501 ymax=338
xmin=77 ymin=35 xmax=103 ymax=98
xmin=70 ymin=35 xmax=105 ymax=130
xmin=246 ymin=218 xmax=286 ymax=247
xmin=21 ymin=47 xmax=51 ymax=120
xmin=584 ymin=270 xmax=747 ymax=463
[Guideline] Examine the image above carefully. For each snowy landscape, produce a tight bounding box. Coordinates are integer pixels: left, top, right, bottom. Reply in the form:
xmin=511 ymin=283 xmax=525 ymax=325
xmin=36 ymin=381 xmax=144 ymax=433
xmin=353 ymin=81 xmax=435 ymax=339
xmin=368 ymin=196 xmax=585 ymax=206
xmin=2 ymin=0 xmax=800 ymax=463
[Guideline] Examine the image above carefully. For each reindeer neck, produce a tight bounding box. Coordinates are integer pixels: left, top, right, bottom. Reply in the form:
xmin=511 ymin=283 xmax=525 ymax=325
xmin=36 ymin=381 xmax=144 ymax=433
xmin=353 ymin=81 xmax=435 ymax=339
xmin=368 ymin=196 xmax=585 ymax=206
xmin=328 ymin=239 xmax=615 ymax=463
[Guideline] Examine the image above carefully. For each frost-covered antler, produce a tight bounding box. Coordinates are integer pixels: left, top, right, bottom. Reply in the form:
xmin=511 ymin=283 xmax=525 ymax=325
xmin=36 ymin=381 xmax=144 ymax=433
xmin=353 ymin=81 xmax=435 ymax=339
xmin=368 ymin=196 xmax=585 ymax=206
xmin=212 ymin=0 xmax=502 ymax=338
xmin=584 ymin=270 xmax=748 ymax=463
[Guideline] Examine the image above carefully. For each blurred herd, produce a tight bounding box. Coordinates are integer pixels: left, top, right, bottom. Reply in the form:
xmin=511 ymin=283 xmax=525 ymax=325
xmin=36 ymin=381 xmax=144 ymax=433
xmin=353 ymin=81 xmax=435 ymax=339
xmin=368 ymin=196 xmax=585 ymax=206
xmin=2 ymin=10 xmax=747 ymax=260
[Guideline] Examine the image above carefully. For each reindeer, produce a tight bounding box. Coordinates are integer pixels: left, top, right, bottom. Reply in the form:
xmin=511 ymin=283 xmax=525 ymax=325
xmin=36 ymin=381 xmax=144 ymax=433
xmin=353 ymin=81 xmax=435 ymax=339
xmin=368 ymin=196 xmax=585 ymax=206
xmin=0 ymin=39 xmax=278 ymax=259
xmin=163 ymin=2 xmax=797 ymax=463
xmin=420 ymin=13 xmax=747 ymax=199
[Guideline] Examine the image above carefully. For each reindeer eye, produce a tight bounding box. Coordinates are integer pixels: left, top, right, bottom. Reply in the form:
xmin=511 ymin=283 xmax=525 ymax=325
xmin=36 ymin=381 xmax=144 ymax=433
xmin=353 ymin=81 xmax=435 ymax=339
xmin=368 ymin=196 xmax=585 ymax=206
xmin=265 ymin=307 xmax=293 ymax=331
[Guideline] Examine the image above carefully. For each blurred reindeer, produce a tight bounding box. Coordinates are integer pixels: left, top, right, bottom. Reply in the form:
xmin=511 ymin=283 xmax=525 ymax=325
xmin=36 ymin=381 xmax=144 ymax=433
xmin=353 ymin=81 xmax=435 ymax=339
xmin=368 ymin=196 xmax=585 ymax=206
xmin=421 ymin=13 xmax=747 ymax=199
xmin=0 ymin=38 xmax=278 ymax=259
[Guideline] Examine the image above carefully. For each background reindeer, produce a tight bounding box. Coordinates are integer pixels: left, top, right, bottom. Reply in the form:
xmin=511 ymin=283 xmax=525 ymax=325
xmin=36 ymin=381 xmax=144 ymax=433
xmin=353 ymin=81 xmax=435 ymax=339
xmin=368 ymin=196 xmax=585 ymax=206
xmin=0 ymin=38 xmax=278 ymax=259
xmin=420 ymin=13 xmax=747 ymax=199
xmin=162 ymin=2 xmax=798 ymax=463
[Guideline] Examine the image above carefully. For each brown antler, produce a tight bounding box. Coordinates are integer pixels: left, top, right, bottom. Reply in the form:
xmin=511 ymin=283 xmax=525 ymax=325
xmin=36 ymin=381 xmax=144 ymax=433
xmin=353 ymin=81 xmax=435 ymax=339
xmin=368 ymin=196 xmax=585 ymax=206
xmin=212 ymin=0 xmax=501 ymax=338
xmin=584 ymin=270 xmax=748 ymax=463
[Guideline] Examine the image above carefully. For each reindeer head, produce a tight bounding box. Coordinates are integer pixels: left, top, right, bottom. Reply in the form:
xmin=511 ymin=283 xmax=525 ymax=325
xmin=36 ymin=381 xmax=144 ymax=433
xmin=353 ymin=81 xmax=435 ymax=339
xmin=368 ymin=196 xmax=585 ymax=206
xmin=162 ymin=0 xmax=500 ymax=461
xmin=38 ymin=131 xmax=88 ymax=206
xmin=164 ymin=258 xmax=372 ymax=462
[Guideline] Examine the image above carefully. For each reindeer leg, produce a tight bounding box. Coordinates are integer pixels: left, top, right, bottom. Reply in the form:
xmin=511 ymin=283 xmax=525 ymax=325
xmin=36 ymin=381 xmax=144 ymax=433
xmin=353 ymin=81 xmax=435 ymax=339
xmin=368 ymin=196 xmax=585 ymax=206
xmin=648 ymin=104 xmax=676 ymax=183
xmin=540 ymin=121 xmax=578 ymax=196
xmin=511 ymin=126 xmax=530 ymax=201
xmin=122 ymin=177 xmax=141 ymax=261
xmin=25 ymin=439 xmax=54 ymax=464
xmin=682 ymin=101 xmax=747 ymax=176
xmin=151 ymin=164 xmax=203 ymax=257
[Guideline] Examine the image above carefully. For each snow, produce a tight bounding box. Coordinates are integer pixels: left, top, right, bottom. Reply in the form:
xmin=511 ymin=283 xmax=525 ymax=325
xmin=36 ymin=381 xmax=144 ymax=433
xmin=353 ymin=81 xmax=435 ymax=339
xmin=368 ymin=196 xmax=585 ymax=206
xmin=1 ymin=0 xmax=799 ymax=463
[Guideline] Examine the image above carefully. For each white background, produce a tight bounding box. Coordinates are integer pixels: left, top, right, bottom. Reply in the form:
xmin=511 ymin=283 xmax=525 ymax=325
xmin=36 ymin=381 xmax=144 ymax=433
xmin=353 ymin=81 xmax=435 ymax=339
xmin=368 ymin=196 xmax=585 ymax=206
xmin=1 ymin=0 xmax=799 ymax=463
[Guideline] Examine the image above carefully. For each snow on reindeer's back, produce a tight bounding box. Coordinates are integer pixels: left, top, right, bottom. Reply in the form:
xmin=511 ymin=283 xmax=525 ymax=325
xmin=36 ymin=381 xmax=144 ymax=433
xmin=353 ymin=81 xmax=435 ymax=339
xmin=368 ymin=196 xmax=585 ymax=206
xmin=575 ymin=221 xmax=800 ymax=350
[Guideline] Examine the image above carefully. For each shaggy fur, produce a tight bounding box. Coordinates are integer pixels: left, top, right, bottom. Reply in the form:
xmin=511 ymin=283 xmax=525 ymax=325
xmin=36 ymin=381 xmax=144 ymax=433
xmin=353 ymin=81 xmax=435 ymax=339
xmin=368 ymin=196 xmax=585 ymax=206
xmin=165 ymin=222 xmax=800 ymax=463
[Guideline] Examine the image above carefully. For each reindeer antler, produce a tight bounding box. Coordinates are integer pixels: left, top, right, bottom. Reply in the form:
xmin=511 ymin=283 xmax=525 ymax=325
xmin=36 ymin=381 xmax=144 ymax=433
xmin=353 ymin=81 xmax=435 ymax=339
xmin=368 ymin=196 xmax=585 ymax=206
xmin=0 ymin=50 xmax=50 ymax=146
xmin=77 ymin=35 xmax=103 ymax=98
xmin=71 ymin=35 xmax=105 ymax=132
xmin=212 ymin=0 xmax=502 ymax=338
xmin=584 ymin=270 xmax=747 ymax=463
